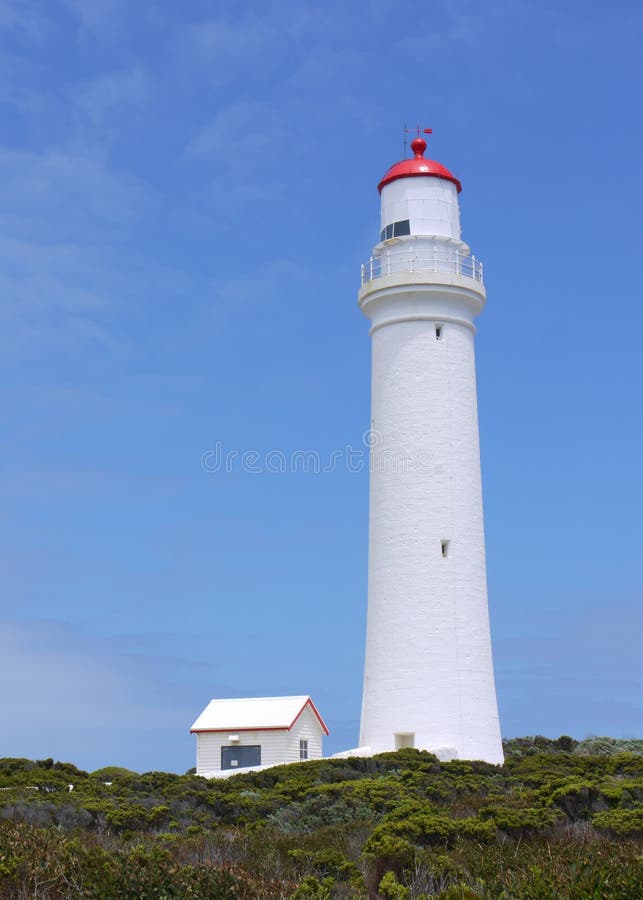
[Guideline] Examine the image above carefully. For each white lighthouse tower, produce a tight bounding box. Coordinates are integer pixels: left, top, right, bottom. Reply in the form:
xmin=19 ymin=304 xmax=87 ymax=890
xmin=358 ymin=130 xmax=503 ymax=764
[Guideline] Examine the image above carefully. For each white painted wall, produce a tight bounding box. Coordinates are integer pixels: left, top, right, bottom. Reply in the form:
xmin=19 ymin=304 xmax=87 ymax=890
xmin=358 ymin=168 xmax=503 ymax=765
xmin=196 ymin=729 xmax=288 ymax=775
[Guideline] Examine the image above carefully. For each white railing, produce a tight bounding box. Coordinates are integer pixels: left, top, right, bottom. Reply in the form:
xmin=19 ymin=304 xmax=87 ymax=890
xmin=360 ymin=248 xmax=484 ymax=286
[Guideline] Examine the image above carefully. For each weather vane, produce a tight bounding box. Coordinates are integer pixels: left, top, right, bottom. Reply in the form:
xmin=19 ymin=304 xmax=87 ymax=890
xmin=403 ymin=124 xmax=432 ymax=157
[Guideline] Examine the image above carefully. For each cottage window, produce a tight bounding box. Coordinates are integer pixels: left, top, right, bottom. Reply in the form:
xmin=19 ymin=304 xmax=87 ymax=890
xmin=221 ymin=745 xmax=261 ymax=770
xmin=299 ymin=739 xmax=309 ymax=760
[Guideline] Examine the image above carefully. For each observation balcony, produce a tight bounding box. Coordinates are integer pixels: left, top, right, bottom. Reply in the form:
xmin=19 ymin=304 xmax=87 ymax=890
xmin=360 ymin=247 xmax=484 ymax=287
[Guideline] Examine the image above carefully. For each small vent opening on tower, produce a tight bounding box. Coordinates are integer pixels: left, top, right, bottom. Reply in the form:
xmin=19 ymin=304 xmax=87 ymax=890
xmin=435 ymin=325 xmax=443 ymax=340
xmin=441 ymin=540 xmax=450 ymax=558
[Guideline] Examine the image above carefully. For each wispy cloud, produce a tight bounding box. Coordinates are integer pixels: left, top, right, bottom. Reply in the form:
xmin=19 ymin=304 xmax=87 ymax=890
xmin=0 ymin=144 xmax=158 ymax=356
xmin=392 ymin=0 xmax=643 ymax=63
xmin=545 ymin=6 xmax=643 ymax=54
xmin=181 ymin=16 xmax=281 ymax=68
xmin=0 ymin=146 xmax=153 ymax=233
xmin=0 ymin=620 xmax=204 ymax=770
xmin=184 ymin=99 xmax=283 ymax=160
xmin=187 ymin=257 xmax=317 ymax=346
xmin=75 ymin=66 xmax=150 ymax=126
xmin=0 ymin=0 xmax=47 ymax=38
xmin=496 ymin=594 xmax=643 ymax=738
xmin=62 ymin=0 xmax=123 ymax=32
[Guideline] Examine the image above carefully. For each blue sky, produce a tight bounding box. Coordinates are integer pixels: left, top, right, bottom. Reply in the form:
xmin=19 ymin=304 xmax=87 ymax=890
xmin=1 ymin=0 xmax=642 ymax=772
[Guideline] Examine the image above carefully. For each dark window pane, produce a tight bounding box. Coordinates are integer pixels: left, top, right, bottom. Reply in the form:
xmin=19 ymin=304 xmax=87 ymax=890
xmin=385 ymin=223 xmax=393 ymax=239
xmin=393 ymin=219 xmax=410 ymax=236
xmin=380 ymin=229 xmax=385 ymax=241
xmin=221 ymin=745 xmax=261 ymax=770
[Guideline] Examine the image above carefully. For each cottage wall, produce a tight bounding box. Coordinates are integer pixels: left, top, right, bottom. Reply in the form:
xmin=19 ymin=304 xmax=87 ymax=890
xmin=285 ymin=705 xmax=324 ymax=763
xmin=196 ymin=729 xmax=288 ymax=774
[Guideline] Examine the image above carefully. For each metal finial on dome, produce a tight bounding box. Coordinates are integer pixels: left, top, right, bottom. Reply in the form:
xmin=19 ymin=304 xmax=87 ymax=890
xmin=410 ymin=137 xmax=427 ymax=157
xmin=405 ymin=125 xmax=432 ymax=158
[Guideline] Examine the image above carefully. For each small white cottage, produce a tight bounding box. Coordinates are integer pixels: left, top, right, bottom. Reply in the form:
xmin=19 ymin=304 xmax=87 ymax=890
xmin=190 ymin=695 xmax=329 ymax=776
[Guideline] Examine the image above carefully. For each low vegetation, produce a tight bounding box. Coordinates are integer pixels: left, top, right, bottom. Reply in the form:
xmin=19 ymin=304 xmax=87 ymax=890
xmin=0 ymin=736 xmax=641 ymax=898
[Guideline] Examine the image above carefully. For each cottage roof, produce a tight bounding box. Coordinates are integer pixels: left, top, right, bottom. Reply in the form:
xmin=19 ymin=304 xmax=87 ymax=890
xmin=190 ymin=695 xmax=329 ymax=735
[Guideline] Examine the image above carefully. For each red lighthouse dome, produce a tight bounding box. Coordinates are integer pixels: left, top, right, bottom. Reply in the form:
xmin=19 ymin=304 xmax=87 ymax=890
xmin=378 ymin=136 xmax=462 ymax=194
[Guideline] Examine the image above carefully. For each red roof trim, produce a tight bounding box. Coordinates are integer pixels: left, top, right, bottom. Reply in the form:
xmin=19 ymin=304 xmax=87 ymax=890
xmin=378 ymin=162 xmax=462 ymax=194
xmin=190 ymin=726 xmax=289 ymax=734
xmin=289 ymin=698 xmax=330 ymax=735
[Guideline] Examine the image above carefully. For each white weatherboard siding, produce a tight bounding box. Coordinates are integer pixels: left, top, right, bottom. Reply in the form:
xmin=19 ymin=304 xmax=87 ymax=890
xmin=358 ymin=162 xmax=503 ymax=765
xmin=196 ymin=730 xmax=288 ymax=775
xmin=286 ymin=704 xmax=323 ymax=763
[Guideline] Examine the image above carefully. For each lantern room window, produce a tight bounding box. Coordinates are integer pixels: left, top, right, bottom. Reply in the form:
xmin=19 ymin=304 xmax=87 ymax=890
xmin=380 ymin=219 xmax=410 ymax=241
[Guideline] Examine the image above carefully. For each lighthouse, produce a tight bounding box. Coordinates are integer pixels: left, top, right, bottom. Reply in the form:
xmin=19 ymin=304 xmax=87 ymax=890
xmin=358 ymin=131 xmax=503 ymax=764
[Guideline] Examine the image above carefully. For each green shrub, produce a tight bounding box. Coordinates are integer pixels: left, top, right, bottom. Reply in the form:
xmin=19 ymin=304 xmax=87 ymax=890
xmin=365 ymin=810 xmax=495 ymax=857
xmin=1 ymin=748 xmax=642 ymax=897
xmin=479 ymin=805 xmax=559 ymax=836
xmin=91 ymin=765 xmax=139 ymax=780
xmin=592 ymin=807 xmax=643 ymax=836
xmin=289 ymin=875 xmax=335 ymax=899
xmin=436 ymin=887 xmax=481 ymax=900
xmin=379 ymin=870 xmax=410 ymax=898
